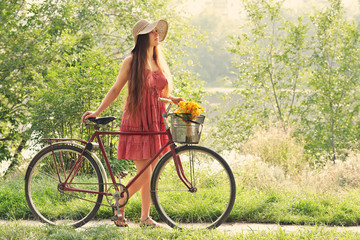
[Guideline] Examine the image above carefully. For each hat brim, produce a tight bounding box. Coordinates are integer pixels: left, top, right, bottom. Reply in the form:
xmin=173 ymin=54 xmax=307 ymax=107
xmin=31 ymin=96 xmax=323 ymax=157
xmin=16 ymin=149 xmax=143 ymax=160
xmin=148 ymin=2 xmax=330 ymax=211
xmin=137 ymin=19 xmax=168 ymax=42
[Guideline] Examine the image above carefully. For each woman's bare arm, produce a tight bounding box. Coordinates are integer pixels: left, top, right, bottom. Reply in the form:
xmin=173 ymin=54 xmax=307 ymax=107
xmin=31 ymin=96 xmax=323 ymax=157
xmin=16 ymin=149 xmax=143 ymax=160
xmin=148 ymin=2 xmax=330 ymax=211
xmin=82 ymin=56 xmax=132 ymax=122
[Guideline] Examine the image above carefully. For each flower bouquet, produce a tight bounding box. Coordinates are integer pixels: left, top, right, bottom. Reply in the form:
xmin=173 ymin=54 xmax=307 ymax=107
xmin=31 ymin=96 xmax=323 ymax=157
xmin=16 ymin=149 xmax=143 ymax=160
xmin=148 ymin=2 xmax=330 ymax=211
xmin=174 ymin=101 xmax=205 ymax=142
xmin=174 ymin=100 xmax=205 ymax=121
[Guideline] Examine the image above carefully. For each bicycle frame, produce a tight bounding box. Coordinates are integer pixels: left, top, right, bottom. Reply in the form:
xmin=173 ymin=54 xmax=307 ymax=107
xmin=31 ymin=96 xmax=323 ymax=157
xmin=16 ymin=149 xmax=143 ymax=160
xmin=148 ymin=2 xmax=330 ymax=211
xmin=43 ymin=126 xmax=195 ymax=198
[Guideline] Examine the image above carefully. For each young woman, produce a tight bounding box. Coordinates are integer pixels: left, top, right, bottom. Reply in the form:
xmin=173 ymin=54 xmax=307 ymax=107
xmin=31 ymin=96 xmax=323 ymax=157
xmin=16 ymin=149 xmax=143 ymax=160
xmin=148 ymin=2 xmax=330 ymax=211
xmin=82 ymin=19 xmax=184 ymax=228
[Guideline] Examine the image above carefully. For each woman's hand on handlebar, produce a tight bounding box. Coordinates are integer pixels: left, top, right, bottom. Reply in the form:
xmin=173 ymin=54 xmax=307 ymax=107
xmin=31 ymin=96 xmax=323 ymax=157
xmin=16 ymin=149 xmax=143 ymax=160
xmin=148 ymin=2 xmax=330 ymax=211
xmin=170 ymin=96 xmax=185 ymax=105
xmin=82 ymin=111 xmax=99 ymax=123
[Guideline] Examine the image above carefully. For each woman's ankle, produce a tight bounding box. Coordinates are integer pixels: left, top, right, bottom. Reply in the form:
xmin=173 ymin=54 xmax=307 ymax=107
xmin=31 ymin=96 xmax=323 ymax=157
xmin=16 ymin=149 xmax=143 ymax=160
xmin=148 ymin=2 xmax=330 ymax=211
xmin=139 ymin=216 xmax=161 ymax=228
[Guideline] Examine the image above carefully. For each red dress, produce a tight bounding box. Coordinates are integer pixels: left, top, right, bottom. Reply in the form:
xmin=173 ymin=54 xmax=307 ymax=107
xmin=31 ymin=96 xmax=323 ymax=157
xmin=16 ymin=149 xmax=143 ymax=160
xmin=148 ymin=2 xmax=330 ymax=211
xmin=117 ymin=69 xmax=169 ymax=161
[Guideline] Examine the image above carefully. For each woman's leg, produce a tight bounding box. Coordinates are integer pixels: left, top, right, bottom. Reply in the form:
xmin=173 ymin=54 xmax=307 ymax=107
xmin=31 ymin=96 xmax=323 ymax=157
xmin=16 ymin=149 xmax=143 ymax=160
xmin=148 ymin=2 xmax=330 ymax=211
xmin=136 ymin=159 xmax=160 ymax=220
xmin=134 ymin=160 xmax=152 ymax=220
xmin=114 ymin=159 xmax=158 ymax=225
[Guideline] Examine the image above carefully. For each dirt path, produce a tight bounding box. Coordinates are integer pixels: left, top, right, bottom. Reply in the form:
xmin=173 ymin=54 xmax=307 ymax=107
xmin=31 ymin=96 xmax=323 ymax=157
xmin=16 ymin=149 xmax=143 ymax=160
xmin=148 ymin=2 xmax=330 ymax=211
xmin=1 ymin=220 xmax=360 ymax=234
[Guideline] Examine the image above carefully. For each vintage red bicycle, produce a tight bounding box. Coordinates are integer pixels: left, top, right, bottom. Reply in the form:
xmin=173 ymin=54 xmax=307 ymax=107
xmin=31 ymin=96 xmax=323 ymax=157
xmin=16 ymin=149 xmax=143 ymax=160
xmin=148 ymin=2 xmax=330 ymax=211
xmin=24 ymin=98 xmax=236 ymax=229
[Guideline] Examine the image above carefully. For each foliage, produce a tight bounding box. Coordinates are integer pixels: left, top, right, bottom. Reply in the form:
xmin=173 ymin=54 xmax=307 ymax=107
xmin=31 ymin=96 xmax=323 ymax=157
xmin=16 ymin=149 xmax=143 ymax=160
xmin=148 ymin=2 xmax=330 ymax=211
xmin=29 ymin=50 xmax=122 ymax=140
xmin=0 ymin=0 xmax=52 ymax=175
xmin=0 ymin=0 xmax=110 ymax=175
xmin=214 ymin=0 xmax=309 ymax=152
xmin=242 ymin=124 xmax=305 ymax=174
xmin=217 ymin=0 xmax=360 ymax=163
xmin=0 ymin=0 xmax=205 ymax=176
xmin=300 ymin=0 xmax=360 ymax=162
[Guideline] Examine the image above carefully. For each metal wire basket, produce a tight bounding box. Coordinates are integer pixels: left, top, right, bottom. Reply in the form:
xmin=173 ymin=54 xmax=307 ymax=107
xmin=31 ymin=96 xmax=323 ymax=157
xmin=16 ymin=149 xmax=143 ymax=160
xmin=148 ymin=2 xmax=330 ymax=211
xmin=170 ymin=114 xmax=205 ymax=144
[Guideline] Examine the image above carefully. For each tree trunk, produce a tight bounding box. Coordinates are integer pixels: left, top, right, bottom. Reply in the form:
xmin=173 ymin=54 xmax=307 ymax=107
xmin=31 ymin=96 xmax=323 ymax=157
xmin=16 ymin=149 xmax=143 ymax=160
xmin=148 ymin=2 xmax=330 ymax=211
xmin=3 ymin=139 xmax=26 ymax=177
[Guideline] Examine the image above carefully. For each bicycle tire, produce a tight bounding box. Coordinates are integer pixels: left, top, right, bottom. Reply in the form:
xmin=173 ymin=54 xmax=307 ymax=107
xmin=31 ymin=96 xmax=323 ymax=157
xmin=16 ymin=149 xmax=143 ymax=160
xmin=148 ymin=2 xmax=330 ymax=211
xmin=150 ymin=145 xmax=236 ymax=229
xmin=25 ymin=144 xmax=104 ymax=228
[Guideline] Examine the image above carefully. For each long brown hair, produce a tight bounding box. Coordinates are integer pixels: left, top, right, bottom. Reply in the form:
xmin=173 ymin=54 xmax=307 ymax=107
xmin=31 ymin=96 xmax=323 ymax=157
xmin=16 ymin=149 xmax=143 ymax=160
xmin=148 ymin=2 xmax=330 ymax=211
xmin=126 ymin=34 xmax=172 ymax=116
xmin=154 ymin=45 xmax=172 ymax=97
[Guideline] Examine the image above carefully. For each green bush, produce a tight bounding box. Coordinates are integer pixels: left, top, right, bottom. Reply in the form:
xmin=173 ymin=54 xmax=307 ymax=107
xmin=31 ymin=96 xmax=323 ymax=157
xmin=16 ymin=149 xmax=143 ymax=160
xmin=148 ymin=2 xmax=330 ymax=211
xmin=0 ymin=174 xmax=32 ymax=220
xmin=242 ymin=125 xmax=305 ymax=174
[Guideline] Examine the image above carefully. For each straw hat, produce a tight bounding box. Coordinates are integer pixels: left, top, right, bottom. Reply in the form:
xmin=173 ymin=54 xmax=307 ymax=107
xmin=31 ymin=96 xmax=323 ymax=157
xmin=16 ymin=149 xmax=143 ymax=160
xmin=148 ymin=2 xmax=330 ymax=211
xmin=132 ymin=19 xmax=168 ymax=44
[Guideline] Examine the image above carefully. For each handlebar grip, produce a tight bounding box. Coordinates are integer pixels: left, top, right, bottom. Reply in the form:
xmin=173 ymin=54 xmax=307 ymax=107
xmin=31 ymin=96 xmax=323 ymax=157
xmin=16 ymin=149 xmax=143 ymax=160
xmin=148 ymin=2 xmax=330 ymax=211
xmin=158 ymin=97 xmax=173 ymax=104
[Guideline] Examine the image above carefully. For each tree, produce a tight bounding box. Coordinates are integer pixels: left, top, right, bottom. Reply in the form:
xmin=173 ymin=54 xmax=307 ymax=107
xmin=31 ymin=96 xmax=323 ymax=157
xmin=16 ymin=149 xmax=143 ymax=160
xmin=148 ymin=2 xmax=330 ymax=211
xmin=302 ymin=0 xmax=360 ymax=161
xmin=216 ymin=0 xmax=309 ymax=150
xmin=1 ymin=0 xmax=205 ymax=177
xmin=217 ymin=0 xmax=360 ymax=162
xmin=0 ymin=0 xmax=64 ymax=173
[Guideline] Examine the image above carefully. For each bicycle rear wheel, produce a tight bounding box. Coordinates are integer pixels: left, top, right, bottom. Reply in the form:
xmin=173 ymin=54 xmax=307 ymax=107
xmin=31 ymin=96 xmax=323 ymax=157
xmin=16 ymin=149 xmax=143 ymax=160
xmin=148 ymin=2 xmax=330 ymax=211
xmin=150 ymin=145 xmax=236 ymax=229
xmin=25 ymin=144 xmax=104 ymax=228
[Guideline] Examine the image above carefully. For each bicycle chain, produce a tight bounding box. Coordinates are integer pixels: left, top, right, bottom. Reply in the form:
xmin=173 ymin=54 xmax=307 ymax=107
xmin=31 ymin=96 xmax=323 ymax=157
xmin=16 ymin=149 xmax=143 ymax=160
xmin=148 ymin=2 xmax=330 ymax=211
xmin=57 ymin=183 xmax=126 ymax=208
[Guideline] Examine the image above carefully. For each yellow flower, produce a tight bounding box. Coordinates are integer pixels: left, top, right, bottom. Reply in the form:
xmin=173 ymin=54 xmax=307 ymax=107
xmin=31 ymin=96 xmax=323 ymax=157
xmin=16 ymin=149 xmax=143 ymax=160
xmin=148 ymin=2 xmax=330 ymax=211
xmin=174 ymin=100 xmax=205 ymax=120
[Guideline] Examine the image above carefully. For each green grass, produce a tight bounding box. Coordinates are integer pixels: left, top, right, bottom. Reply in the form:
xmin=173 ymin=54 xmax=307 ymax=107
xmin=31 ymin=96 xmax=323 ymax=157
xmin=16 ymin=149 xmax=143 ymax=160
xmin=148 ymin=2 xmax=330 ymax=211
xmin=3 ymin=173 xmax=360 ymax=226
xmin=228 ymin=186 xmax=360 ymax=225
xmin=1 ymin=223 xmax=360 ymax=240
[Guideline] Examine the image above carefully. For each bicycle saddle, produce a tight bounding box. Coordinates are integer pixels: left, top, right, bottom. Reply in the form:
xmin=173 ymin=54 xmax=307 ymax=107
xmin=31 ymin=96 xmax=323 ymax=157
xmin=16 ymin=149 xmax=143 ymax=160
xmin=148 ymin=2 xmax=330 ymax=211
xmin=87 ymin=117 xmax=116 ymax=125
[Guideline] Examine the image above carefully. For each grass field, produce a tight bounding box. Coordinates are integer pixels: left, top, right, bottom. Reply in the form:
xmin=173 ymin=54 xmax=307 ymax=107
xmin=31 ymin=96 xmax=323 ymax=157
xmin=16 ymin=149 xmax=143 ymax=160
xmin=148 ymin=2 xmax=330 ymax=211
xmin=2 ymin=88 xmax=360 ymax=238
xmin=2 ymin=222 xmax=360 ymax=240
xmin=3 ymin=149 xmax=360 ymax=226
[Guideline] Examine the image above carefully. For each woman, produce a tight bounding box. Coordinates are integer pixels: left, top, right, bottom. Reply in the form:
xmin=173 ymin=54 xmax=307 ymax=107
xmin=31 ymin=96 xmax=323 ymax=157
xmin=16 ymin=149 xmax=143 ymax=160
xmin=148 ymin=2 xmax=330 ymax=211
xmin=82 ymin=19 xmax=184 ymax=227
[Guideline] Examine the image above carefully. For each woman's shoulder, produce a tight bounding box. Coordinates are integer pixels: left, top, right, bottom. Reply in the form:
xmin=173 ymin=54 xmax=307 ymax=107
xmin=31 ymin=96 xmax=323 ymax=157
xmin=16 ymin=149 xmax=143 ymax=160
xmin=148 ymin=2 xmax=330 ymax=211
xmin=123 ymin=55 xmax=133 ymax=66
xmin=120 ymin=55 xmax=132 ymax=72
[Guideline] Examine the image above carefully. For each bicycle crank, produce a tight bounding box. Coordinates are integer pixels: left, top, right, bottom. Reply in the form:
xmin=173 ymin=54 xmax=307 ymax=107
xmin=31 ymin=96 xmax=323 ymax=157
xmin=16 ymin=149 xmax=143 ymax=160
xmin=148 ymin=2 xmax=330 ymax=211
xmin=106 ymin=183 xmax=129 ymax=214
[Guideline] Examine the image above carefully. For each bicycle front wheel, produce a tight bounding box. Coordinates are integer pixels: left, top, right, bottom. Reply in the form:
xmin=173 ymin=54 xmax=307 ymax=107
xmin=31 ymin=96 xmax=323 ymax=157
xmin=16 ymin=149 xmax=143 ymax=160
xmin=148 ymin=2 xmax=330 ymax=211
xmin=150 ymin=145 xmax=236 ymax=229
xmin=25 ymin=144 xmax=104 ymax=228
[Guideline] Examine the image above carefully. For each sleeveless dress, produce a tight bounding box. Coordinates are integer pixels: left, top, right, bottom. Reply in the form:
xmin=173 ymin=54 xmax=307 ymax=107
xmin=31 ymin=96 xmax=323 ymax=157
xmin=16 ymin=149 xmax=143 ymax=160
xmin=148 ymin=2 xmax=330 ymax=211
xmin=117 ymin=69 xmax=169 ymax=161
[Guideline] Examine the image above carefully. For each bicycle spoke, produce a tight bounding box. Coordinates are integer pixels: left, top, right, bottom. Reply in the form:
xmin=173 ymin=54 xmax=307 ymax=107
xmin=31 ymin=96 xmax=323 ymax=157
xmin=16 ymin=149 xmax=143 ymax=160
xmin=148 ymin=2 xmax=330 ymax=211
xmin=25 ymin=144 xmax=104 ymax=228
xmin=33 ymin=168 xmax=60 ymax=182
xmin=151 ymin=145 xmax=236 ymax=229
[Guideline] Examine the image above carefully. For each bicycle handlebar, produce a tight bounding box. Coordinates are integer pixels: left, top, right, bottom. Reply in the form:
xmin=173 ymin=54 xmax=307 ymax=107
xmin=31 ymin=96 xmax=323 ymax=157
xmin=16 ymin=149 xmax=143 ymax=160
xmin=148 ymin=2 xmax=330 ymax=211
xmin=158 ymin=97 xmax=173 ymax=115
xmin=158 ymin=98 xmax=173 ymax=130
xmin=158 ymin=97 xmax=173 ymax=104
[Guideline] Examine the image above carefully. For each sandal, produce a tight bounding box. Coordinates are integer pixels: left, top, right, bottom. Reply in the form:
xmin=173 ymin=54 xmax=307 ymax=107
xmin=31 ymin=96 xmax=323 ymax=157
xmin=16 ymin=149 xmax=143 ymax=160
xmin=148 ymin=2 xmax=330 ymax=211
xmin=139 ymin=217 xmax=161 ymax=228
xmin=111 ymin=206 xmax=128 ymax=227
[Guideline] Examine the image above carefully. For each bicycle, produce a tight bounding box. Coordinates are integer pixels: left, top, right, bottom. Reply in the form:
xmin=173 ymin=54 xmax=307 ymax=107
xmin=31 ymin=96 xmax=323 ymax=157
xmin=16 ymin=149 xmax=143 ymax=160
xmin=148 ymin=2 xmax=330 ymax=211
xmin=24 ymin=98 xmax=236 ymax=229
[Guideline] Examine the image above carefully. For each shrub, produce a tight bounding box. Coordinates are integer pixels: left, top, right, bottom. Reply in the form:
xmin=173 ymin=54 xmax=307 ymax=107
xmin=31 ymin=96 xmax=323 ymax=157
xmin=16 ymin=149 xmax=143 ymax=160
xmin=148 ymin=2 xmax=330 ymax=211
xmin=242 ymin=124 xmax=305 ymax=174
xmin=301 ymin=152 xmax=360 ymax=193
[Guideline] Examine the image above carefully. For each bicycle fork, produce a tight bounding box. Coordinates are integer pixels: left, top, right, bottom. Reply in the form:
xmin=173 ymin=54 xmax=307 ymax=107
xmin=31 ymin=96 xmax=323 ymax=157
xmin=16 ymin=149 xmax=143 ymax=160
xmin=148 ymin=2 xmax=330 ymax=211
xmin=171 ymin=145 xmax=197 ymax=192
